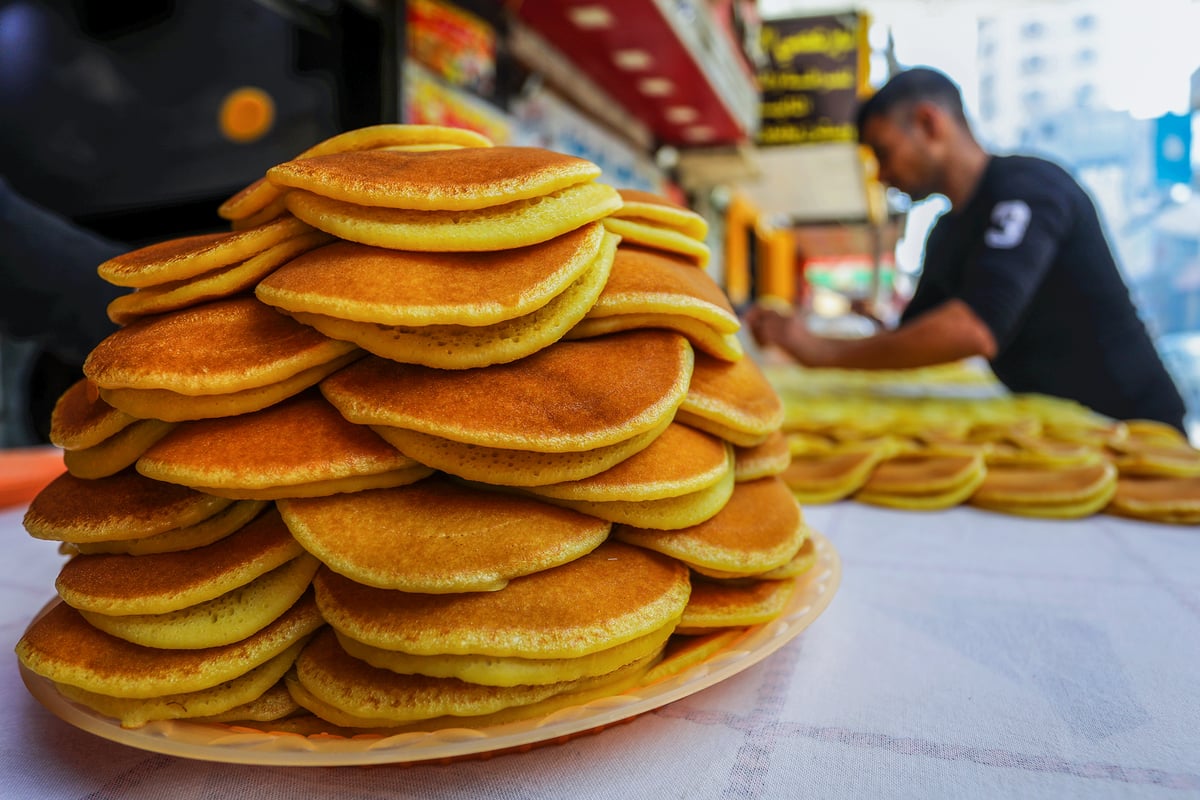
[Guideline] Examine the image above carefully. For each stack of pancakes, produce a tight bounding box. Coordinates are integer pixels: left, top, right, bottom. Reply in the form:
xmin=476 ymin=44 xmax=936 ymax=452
xmin=16 ymin=125 xmax=812 ymax=733
xmin=769 ymin=367 xmax=1196 ymax=523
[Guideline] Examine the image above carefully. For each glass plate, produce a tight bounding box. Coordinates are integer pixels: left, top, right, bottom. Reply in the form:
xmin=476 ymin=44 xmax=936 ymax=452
xmin=20 ymin=531 xmax=841 ymax=767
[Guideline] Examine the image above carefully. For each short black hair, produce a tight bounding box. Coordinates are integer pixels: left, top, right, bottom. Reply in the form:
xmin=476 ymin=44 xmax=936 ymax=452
xmin=856 ymin=67 xmax=968 ymax=139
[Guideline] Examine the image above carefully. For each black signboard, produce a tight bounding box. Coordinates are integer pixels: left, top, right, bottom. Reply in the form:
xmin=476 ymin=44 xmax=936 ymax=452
xmin=757 ymin=13 xmax=864 ymax=146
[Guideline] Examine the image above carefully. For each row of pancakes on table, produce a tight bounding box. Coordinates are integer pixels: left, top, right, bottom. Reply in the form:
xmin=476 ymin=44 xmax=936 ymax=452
xmin=16 ymin=126 xmax=816 ymax=733
xmin=771 ymin=382 xmax=1200 ymax=523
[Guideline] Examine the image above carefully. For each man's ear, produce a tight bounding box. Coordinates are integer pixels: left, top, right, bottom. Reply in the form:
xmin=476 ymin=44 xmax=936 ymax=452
xmin=911 ymin=101 xmax=944 ymax=139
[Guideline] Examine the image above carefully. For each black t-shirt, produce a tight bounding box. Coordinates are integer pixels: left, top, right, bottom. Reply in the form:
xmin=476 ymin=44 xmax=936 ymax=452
xmin=901 ymin=155 xmax=1186 ymax=430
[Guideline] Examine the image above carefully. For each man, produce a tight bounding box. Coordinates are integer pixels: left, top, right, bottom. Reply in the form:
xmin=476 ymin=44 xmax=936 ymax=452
xmin=745 ymin=67 xmax=1187 ymax=432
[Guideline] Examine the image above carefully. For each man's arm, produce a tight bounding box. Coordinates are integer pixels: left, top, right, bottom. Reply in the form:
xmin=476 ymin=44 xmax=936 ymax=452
xmin=744 ymin=298 xmax=997 ymax=370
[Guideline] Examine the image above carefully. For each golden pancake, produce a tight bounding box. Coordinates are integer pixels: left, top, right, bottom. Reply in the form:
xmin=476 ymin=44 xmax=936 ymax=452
xmin=615 ymin=476 xmax=803 ymax=578
xmin=229 ymin=192 xmax=290 ymax=230
xmin=106 ymin=230 xmax=332 ymax=324
xmin=1123 ymin=419 xmax=1188 ymax=443
xmin=218 ymin=124 xmax=494 ymax=221
xmin=780 ymin=449 xmax=883 ymax=504
xmin=85 ymin=297 xmax=359 ymax=397
xmin=49 ymin=379 xmax=137 ymax=451
xmin=970 ymin=461 xmax=1117 ymax=508
xmin=283 ymin=181 xmax=622 ymax=252
xmin=99 ymin=350 xmax=361 ymax=422
xmin=97 ymin=216 xmax=314 ymax=288
xmin=286 ymin=231 xmax=617 ymax=369
xmin=855 ymin=452 xmax=988 ymax=510
xmin=321 ymin=331 xmax=694 ymax=452
xmin=526 ymin=423 xmax=731 ymax=502
xmin=1107 ymin=475 xmax=1200 ymax=524
xmin=643 ymin=628 xmax=743 ymax=681
xmin=527 ymin=464 xmax=735 ymax=530
xmin=314 ymin=541 xmax=691 ymax=658
xmin=54 ymin=642 xmax=305 ymax=728
xmin=267 ymin=147 xmax=601 ymax=210
xmin=675 ymin=578 xmax=796 ymax=634
xmin=334 ymin=621 xmax=673 ymax=687
xmin=370 ymin=414 xmax=672 ymax=486
xmin=136 ymin=391 xmax=428 ymax=499
xmin=24 ymin=469 xmax=232 ymax=543
xmin=62 ymin=418 xmax=176 ymax=479
xmin=189 ymin=681 xmax=300 ymax=724
xmin=601 ymin=217 xmax=710 ymax=266
xmin=277 ymin=476 xmax=610 ymax=593
xmin=16 ymin=592 xmax=321 ymax=699
xmin=256 ymin=222 xmax=607 ymax=326
xmin=756 ymin=534 xmax=817 ymax=579
xmin=54 ymin=508 xmax=303 ymax=615
xmin=983 ymin=436 xmax=1104 ymax=468
xmin=288 ymin=629 xmax=655 ymax=726
xmin=80 ymin=553 xmax=319 ymax=649
xmin=676 ymin=351 xmax=785 ymax=447
xmin=72 ymin=499 xmax=268 ymax=555
xmin=613 ymin=189 xmax=708 ymax=240
xmin=784 ymin=430 xmax=838 ymax=456
xmin=734 ymin=429 xmax=791 ymax=481
xmin=568 ymin=313 xmax=744 ymax=362
xmin=1107 ymin=436 xmax=1200 ymax=478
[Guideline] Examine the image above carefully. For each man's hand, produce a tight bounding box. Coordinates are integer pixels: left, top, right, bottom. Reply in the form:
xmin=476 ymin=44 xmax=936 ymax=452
xmin=743 ymin=303 xmax=823 ymax=364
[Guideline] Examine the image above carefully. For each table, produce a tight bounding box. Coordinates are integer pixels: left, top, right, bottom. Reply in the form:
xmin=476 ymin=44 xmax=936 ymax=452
xmin=2 ymin=497 xmax=1198 ymax=799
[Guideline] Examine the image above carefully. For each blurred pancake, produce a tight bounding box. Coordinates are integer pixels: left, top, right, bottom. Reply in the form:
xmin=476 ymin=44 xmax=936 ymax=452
xmin=256 ymin=222 xmax=607 ymax=326
xmin=983 ymin=436 xmax=1103 ymax=468
xmin=313 ymin=541 xmax=690 ymax=658
xmin=334 ymin=621 xmax=673 ymax=687
xmin=780 ymin=446 xmax=886 ymax=504
xmin=24 ymin=469 xmax=232 ymax=543
xmin=1106 ymin=435 xmax=1200 ymax=478
xmin=676 ymin=351 xmax=784 ymax=447
xmin=72 ymin=499 xmax=267 ymax=556
xmin=54 ymin=508 xmax=303 ymax=615
xmin=62 ymin=418 xmax=176 ymax=479
xmin=286 ymin=231 xmax=617 ymax=369
xmin=49 ymin=379 xmax=138 ymax=451
xmin=854 ymin=452 xmax=987 ymax=510
xmin=219 ymin=124 xmax=494 ymax=222
xmin=107 ymin=230 xmax=332 ymax=325
xmin=84 ymin=298 xmax=361 ymax=420
xmin=969 ymin=461 xmax=1117 ymax=519
xmin=615 ymin=476 xmax=803 ymax=578
xmin=136 ymin=391 xmax=430 ymax=499
xmin=16 ymin=592 xmax=321 ymax=699
xmin=54 ymin=643 xmax=305 ymax=728
xmin=565 ymin=245 xmax=740 ymax=360
xmin=1107 ymin=475 xmax=1200 ymax=524
xmin=266 ymin=147 xmax=601 ymax=210
xmin=613 ymin=189 xmax=708 ymax=240
xmin=80 ymin=553 xmax=318 ymax=649
xmin=97 ymin=216 xmax=314 ymax=288
xmin=525 ymin=423 xmax=731 ymax=502
xmin=283 ymin=181 xmax=622 ymax=251
xmin=675 ymin=578 xmax=796 ymax=634
xmin=320 ymin=331 xmax=693 ymax=452
xmin=277 ymin=476 xmax=610 ymax=593
xmin=733 ymin=430 xmax=791 ymax=481
xmin=370 ymin=414 xmax=672 ymax=486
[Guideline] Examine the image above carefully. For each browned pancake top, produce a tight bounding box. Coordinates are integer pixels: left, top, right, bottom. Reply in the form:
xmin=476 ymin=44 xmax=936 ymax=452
xmin=551 ymin=423 xmax=727 ymax=492
xmin=54 ymin=508 xmax=301 ymax=605
xmin=313 ymin=541 xmax=690 ymax=656
xmin=256 ymin=223 xmax=603 ymax=323
xmin=598 ymin=245 xmax=734 ymax=313
xmin=266 ymin=147 xmax=600 ymax=209
xmin=686 ymin=351 xmax=784 ymax=422
xmin=782 ymin=450 xmax=878 ymax=483
xmin=24 ymin=469 xmax=231 ymax=541
xmin=1114 ymin=475 xmax=1200 ymax=505
xmin=865 ymin=454 xmax=981 ymax=492
xmin=976 ymin=461 xmax=1113 ymax=495
xmin=84 ymin=298 xmax=356 ymax=394
xmin=138 ymin=390 xmax=412 ymax=485
xmin=320 ymin=331 xmax=693 ymax=450
xmin=49 ymin=379 xmax=135 ymax=449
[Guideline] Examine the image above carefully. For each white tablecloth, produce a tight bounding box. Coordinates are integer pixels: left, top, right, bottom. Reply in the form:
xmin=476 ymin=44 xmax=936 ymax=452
xmin=2 ymin=500 xmax=1198 ymax=799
